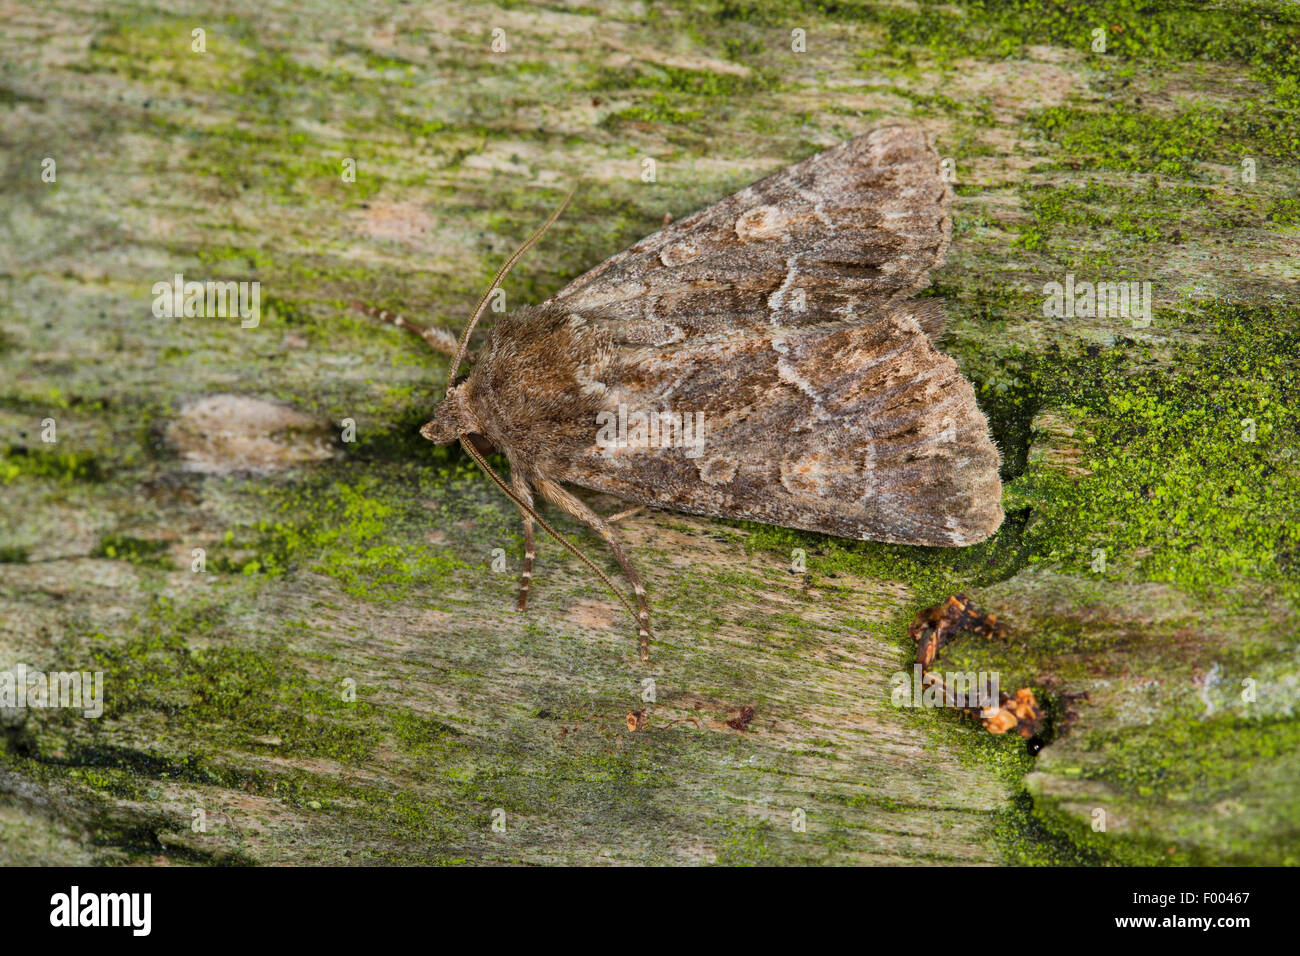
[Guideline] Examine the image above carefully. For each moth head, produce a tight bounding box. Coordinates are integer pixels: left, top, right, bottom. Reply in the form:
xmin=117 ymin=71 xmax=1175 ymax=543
xmin=420 ymin=383 xmax=488 ymax=447
xmin=420 ymin=386 xmax=471 ymax=445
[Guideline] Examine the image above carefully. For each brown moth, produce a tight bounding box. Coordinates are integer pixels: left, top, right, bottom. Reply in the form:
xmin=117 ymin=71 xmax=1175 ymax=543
xmin=356 ymin=125 xmax=1003 ymax=662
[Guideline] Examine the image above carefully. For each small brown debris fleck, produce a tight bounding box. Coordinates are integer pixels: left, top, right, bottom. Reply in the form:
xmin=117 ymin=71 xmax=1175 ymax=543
xmin=725 ymin=705 xmax=756 ymax=731
xmin=983 ymin=708 xmax=1018 ymax=735
xmin=909 ymin=593 xmax=1002 ymax=667
xmin=978 ymin=687 xmax=1045 ymax=737
xmin=909 ymin=595 xmax=1047 ymax=745
xmin=661 ymin=716 xmax=703 ymax=730
xmin=626 ymin=709 xmax=646 ymax=732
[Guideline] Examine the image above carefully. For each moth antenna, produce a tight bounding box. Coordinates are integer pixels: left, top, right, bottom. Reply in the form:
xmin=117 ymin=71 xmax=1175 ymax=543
xmin=458 ymin=437 xmax=645 ymax=646
xmin=447 ymin=183 xmax=577 ymax=393
xmin=351 ymin=301 xmax=460 ymax=357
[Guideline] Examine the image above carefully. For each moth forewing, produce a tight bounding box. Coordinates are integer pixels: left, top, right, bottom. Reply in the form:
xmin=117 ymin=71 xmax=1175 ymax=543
xmin=550 ymin=305 xmax=1002 ymax=547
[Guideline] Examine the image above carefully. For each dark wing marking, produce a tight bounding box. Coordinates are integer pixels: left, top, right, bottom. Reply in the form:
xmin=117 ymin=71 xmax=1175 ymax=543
xmin=546 ymin=125 xmax=952 ymax=343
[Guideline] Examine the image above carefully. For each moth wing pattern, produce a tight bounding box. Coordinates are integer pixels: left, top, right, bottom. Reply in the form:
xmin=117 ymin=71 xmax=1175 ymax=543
xmin=547 ymin=311 xmax=1003 ymax=546
xmin=533 ymin=124 xmax=1003 ymax=546
xmin=546 ymin=124 xmax=953 ymax=342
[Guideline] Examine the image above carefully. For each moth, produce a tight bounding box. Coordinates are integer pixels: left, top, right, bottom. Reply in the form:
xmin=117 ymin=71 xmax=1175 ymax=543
xmin=356 ymin=125 xmax=1003 ymax=662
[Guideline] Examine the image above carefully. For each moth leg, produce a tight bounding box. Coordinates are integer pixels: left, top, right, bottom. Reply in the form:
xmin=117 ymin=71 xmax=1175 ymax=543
xmin=535 ymin=479 xmax=653 ymax=662
xmin=351 ymin=301 xmax=460 ymax=358
xmin=607 ymin=505 xmax=645 ymax=524
xmin=510 ymin=471 xmax=537 ymax=613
